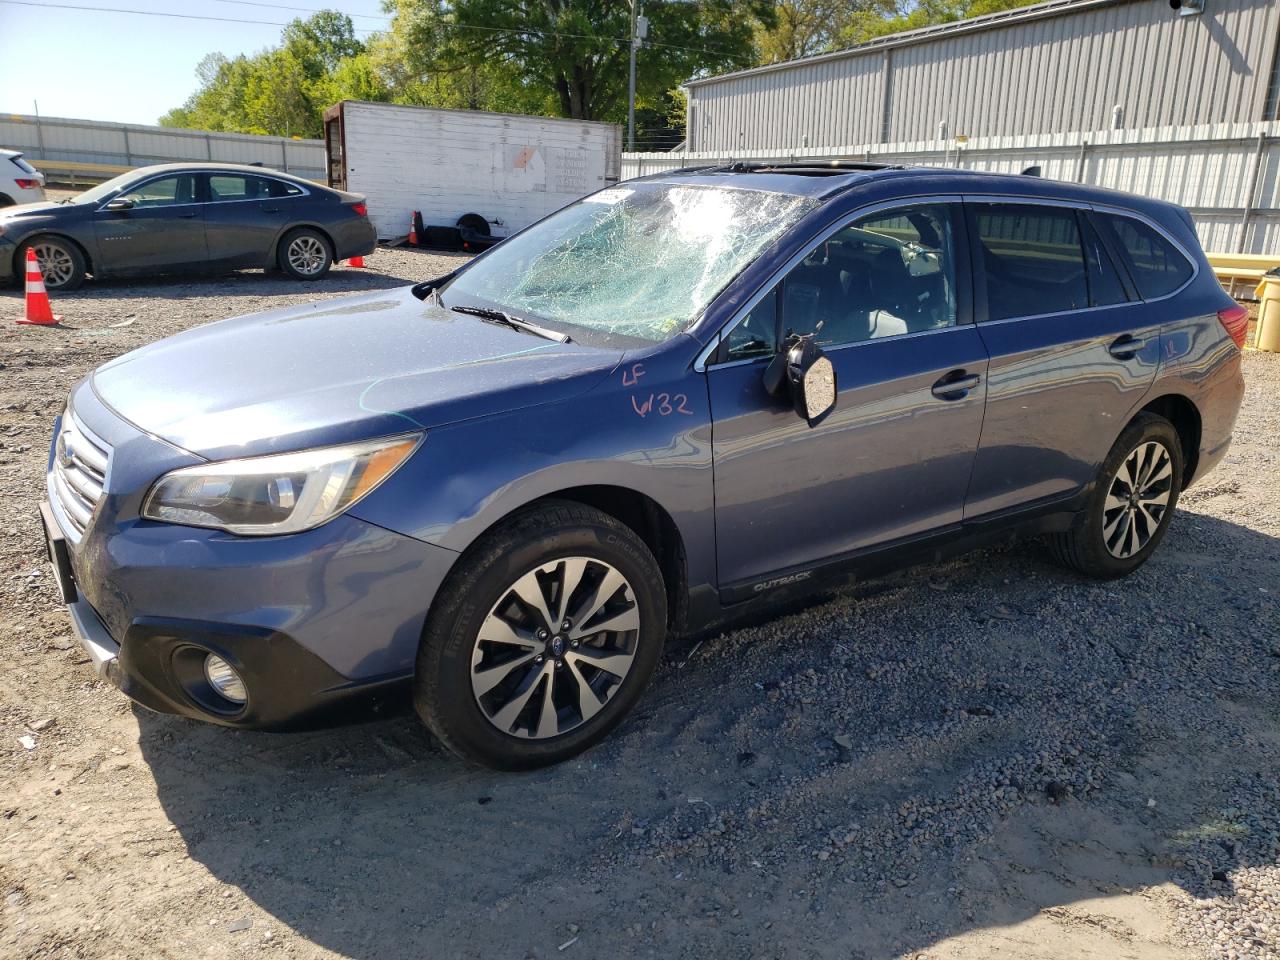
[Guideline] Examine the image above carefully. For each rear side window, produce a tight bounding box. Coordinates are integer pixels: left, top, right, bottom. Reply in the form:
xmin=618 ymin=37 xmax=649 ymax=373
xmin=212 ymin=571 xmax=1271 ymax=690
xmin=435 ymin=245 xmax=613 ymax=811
xmin=1100 ymin=214 xmax=1194 ymax=299
xmin=10 ymin=155 xmax=38 ymax=175
xmin=973 ymin=205 xmax=1089 ymax=321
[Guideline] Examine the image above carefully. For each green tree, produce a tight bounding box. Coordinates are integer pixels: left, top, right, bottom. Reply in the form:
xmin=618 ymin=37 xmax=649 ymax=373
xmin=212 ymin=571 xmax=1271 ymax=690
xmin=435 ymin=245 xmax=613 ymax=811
xmin=838 ymin=0 xmax=1041 ymax=46
xmin=398 ymin=0 xmax=771 ymax=122
xmin=159 ymin=11 xmax=376 ymax=138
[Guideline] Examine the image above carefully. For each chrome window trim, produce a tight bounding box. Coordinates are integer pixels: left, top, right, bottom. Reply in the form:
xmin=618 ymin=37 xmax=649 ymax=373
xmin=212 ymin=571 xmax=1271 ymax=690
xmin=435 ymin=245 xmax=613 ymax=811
xmin=1087 ymin=202 xmax=1200 ymax=305
xmin=962 ymin=194 xmax=1199 ymax=318
xmin=95 ymin=170 xmax=310 ymax=213
xmin=205 ymin=172 xmax=311 ymax=205
xmin=696 ymin=194 xmax=965 ymax=372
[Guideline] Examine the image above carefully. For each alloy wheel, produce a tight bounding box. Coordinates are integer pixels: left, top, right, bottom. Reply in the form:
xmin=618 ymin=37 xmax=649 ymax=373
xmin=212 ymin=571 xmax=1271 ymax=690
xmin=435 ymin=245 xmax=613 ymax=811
xmin=33 ymin=242 xmax=75 ymax=288
xmin=1102 ymin=439 xmax=1173 ymax=559
xmin=286 ymin=236 xmax=327 ymax=275
xmin=470 ymin=556 xmax=640 ymax=740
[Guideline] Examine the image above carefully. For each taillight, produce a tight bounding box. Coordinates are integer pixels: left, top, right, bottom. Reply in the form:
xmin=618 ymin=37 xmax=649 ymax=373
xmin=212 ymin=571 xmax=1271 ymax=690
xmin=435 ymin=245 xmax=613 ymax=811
xmin=351 ymin=202 xmax=368 ymax=217
xmin=15 ymin=178 xmax=40 ymax=189
xmin=1217 ymin=303 xmax=1249 ymax=350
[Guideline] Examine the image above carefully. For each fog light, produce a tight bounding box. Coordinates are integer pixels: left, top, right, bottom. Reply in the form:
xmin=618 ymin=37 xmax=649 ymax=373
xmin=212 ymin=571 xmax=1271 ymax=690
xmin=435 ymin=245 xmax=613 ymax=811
xmin=203 ymin=654 xmax=247 ymax=704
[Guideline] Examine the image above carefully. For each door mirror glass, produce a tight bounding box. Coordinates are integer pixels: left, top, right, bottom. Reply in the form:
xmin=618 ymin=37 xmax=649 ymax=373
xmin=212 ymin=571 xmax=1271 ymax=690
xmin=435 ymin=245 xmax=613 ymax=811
xmin=763 ymin=333 xmax=837 ymax=427
xmin=104 ymin=198 xmax=134 ymax=212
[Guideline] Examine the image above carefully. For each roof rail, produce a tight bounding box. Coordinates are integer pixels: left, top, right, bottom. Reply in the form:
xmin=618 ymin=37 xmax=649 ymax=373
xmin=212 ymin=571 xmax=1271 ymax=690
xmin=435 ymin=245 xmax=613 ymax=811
xmin=717 ymin=160 xmax=905 ymax=176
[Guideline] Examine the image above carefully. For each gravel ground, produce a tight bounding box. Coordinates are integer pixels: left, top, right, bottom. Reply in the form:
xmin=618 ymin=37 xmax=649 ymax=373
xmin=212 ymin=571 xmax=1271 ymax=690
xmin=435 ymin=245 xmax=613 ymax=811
xmin=1 ymin=251 xmax=1277 ymax=960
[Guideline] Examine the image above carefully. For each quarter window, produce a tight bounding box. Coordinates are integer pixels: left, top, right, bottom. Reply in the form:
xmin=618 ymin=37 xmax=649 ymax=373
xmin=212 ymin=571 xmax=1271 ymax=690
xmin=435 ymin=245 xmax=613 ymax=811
xmin=119 ymin=174 xmax=197 ymax=208
xmin=974 ymin=205 xmax=1089 ymax=321
xmin=774 ymin=203 xmax=960 ymax=349
xmin=1100 ymin=214 xmax=1194 ymax=299
xmin=722 ymin=288 xmax=778 ymax=361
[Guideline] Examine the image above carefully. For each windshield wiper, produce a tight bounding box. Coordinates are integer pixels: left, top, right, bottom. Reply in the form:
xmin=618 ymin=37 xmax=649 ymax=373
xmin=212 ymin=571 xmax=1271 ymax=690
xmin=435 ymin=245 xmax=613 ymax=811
xmin=450 ymin=305 xmax=572 ymax=343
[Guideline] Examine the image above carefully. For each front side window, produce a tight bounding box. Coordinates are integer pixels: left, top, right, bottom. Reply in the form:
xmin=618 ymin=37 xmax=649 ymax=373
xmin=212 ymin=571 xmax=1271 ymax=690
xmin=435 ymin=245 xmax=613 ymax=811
xmin=444 ymin=183 xmax=818 ymax=345
xmin=774 ymin=203 xmax=960 ymax=349
xmin=119 ymin=174 xmax=197 ymax=208
xmin=1101 ymin=214 xmax=1194 ymax=299
xmin=974 ymin=205 xmax=1089 ymax=321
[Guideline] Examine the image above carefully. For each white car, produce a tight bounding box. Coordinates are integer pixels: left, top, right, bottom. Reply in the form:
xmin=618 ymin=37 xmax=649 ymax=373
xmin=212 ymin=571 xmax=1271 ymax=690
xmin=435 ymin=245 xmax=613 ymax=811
xmin=0 ymin=149 xmax=47 ymax=207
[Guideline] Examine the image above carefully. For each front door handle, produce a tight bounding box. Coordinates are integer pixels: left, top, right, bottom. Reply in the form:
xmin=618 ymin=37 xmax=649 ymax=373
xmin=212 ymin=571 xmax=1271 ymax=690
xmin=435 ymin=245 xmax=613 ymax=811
xmin=931 ymin=371 xmax=981 ymax=400
xmin=263 ymin=206 xmax=281 ymax=213
xmin=1108 ymin=334 xmax=1147 ymax=359
xmin=176 ymin=212 xmax=198 ymax=219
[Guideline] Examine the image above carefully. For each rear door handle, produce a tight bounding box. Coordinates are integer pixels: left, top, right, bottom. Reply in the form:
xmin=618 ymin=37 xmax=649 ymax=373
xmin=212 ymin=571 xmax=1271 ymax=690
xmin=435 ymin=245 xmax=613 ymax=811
xmin=176 ymin=212 xmax=198 ymax=219
xmin=1108 ymin=335 xmax=1147 ymax=359
xmin=931 ymin=371 xmax=982 ymax=400
xmin=263 ymin=206 xmax=281 ymax=213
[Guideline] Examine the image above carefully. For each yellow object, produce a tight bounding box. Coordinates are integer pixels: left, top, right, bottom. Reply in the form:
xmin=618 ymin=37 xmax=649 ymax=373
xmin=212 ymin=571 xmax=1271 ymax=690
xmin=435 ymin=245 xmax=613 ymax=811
xmin=1207 ymin=252 xmax=1280 ymax=299
xmin=1254 ymin=274 xmax=1280 ymax=352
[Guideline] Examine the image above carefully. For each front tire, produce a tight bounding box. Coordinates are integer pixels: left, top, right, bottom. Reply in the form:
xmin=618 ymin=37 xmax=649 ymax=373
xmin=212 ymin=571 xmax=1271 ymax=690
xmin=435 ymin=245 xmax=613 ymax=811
xmin=19 ymin=235 xmax=86 ymax=291
xmin=414 ymin=501 xmax=667 ymax=770
xmin=277 ymin=228 xmax=332 ymax=280
xmin=1050 ymin=413 xmax=1183 ymax=578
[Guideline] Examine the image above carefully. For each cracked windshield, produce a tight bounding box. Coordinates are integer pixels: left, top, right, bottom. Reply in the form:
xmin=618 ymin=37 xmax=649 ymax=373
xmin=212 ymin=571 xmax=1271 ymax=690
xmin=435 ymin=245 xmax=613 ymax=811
xmin=444 ymin=182 xmax=817 ymax=343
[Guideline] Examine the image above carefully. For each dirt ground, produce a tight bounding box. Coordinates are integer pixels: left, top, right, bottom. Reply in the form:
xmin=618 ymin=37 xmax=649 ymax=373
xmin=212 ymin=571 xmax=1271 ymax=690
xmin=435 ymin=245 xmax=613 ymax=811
xmin=1 ymin=249 xmax=1277 ymax=960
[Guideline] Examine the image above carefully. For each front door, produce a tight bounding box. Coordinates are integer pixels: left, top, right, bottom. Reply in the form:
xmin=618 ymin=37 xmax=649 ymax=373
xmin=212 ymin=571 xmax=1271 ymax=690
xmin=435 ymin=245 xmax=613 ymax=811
xmin=963 ymin=201 xmax=1161 ymax=518
xmin=93 ymin=172 xmax=206 ymax=273
xmin=707 ymin=201 xmax=990 ymax=591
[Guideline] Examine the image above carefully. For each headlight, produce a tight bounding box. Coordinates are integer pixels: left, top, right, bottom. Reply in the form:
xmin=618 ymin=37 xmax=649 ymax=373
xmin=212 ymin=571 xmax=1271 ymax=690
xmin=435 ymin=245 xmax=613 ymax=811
xmin=142 ymin=433 xmax=422 ymax=535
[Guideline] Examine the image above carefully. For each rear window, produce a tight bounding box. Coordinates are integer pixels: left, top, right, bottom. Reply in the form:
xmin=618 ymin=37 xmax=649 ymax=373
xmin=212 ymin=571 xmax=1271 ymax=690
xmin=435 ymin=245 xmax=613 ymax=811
xmin=9 ymin=155 xmax=38 ymax=176
xmin=1100 ymin=214 xmax=1194 ymax=299
xmin=974 ymin=204 xmax=1089 ymax=321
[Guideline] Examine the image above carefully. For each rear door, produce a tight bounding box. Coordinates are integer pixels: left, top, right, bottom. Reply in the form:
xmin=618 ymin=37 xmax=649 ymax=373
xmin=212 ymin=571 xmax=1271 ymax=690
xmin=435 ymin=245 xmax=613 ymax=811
xmin=202 ymin=173 xmax=300 ymax=268
xmin=93 ymin=173 xmax=206 ymax=273
xmin=963 ymin=199 xmax=1160 ymax=518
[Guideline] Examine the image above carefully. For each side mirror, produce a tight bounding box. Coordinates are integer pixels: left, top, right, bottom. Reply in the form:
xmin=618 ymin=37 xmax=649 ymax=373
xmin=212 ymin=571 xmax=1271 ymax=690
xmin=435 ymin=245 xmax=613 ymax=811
xmin=104 ymin=198 xmax=135 ymax=212
xmin=763 ymin=333 xmax=838 ymax=427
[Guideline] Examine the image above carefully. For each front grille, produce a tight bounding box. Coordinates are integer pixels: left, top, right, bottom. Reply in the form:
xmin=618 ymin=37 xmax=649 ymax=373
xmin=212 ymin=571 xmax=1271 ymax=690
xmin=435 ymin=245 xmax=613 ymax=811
xmin=49 ymin=410 xmax=111 ymax=539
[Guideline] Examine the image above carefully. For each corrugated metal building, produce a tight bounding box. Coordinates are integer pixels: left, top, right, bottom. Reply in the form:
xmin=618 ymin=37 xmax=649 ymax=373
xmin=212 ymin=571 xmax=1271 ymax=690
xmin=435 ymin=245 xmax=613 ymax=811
xmin=685 ymin=0 xmax=1280 ymax=152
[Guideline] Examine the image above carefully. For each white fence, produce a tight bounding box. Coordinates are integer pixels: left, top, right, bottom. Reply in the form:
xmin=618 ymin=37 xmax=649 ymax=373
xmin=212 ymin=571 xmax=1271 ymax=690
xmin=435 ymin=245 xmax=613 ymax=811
xmin=0 ymin=113 xmax=326 ymax=182
xmin=623 ymin=121 xmax=1280 ymax=255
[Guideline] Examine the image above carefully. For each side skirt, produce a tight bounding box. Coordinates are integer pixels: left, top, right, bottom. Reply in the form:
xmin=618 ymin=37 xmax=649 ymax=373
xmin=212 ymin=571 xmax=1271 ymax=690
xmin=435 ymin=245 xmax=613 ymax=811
xmin=700 ymin=491 xmax=1087 ymax=627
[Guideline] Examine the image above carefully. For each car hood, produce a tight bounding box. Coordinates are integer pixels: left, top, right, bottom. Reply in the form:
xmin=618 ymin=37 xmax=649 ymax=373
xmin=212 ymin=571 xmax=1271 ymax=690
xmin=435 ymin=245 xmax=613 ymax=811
xmin=90 ymin=286 xmax=624 ymax=459
xmin=0 ymin=201 xmax=75 ymax=223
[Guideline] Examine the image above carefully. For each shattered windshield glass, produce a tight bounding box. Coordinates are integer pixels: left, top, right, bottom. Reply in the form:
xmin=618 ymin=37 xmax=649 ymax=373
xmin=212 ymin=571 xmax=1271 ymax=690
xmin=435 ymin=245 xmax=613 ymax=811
xmin=443 ymin=182 xmax=817 ymax=343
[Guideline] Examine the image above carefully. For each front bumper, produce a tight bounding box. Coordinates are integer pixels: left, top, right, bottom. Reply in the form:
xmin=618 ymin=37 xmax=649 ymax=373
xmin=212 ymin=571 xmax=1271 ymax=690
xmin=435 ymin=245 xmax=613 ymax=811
xmin=44 ymin=383 xmax=460 ymax=728
xmin=0 ymin=238 xmax=16 ymax=284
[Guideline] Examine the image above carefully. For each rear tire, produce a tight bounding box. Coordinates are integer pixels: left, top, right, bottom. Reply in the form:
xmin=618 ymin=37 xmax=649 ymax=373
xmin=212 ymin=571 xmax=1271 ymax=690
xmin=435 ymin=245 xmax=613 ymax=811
xmin=414 ymin=501 xmax=667 ymax=770
xmin=277 ymin=228 xmax=332 ymax=281
xmin=0 ymin=194 xmax=14 ymax=208
xmin=19 ymin=235 xmax=86 ymax=291
xmin=1049 ymin=413 xmax=1183 ymax=578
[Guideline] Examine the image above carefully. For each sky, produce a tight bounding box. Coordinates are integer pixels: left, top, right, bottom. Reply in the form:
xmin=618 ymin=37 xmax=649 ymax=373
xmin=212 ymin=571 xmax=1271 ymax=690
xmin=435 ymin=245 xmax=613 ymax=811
xmin=0 ymin=0 xmax=389 ymax=125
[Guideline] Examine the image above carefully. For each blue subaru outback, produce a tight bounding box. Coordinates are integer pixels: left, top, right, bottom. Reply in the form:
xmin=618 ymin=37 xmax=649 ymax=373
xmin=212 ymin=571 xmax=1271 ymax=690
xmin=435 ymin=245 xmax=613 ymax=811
xmin=42 ymin=162 xmax=1246 ymax=768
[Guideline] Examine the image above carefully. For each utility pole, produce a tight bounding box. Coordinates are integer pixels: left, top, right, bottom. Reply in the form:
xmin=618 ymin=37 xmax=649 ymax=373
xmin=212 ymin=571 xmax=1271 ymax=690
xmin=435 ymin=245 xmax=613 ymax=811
xmin=627 ymin=2 xmax=648 ymax=152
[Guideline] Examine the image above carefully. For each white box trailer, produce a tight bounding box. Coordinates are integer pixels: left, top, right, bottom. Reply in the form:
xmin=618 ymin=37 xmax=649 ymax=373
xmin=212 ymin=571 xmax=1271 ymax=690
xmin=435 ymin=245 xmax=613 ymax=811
xmin=323 ymin=100 xmax=622 ymax=242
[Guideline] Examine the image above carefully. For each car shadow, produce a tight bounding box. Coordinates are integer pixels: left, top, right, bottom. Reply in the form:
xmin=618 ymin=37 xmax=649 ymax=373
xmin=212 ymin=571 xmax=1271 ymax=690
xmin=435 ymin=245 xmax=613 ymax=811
xmin=136 ymin=510 xmax=1279 ymax=959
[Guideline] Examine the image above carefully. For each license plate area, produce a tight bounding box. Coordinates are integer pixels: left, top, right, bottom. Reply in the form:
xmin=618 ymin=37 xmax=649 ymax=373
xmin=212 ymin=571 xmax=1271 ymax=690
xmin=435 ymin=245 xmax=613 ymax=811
xmin=40 ymin=501 xmax=78 ymax=605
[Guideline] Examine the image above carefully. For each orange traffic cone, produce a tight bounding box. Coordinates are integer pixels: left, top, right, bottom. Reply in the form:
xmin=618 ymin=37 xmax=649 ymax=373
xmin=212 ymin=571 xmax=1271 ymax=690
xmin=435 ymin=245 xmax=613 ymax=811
xmin=408 ymin=212 xmax=419 ymax=246
xmin=347 ymin=255 xmax=365 ymax=268
xmin=15 ymin=248 xmax=62 ymax=326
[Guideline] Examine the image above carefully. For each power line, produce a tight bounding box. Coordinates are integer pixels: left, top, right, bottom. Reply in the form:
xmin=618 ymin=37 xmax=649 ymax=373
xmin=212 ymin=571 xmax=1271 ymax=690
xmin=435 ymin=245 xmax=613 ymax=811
xmin=210 ymin=0 xmax=391 ymax=22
